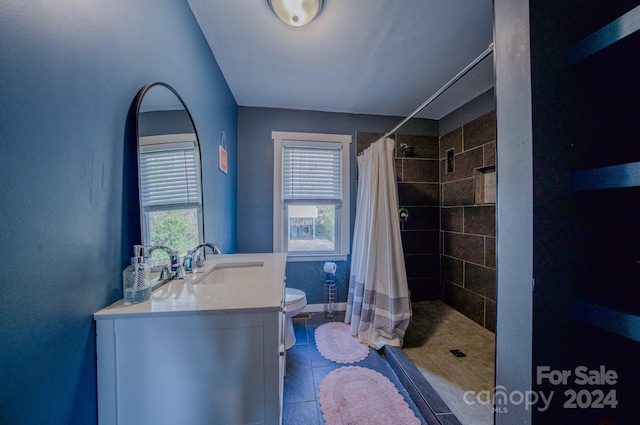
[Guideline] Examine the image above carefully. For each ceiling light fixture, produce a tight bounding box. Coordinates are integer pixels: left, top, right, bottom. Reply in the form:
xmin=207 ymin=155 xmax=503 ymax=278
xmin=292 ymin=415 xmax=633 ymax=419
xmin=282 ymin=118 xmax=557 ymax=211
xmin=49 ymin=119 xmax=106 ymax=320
xmin=267 ymin=0 xmax=325 ymax=27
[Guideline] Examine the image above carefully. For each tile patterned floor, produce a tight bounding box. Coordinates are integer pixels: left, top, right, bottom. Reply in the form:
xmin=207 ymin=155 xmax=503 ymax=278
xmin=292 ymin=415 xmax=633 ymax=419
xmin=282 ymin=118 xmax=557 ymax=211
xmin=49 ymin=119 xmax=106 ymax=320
xmin=403 ymin=301 xmax=495 ymax=425
xmin=282 ymin=312 xmax=428 ymax=425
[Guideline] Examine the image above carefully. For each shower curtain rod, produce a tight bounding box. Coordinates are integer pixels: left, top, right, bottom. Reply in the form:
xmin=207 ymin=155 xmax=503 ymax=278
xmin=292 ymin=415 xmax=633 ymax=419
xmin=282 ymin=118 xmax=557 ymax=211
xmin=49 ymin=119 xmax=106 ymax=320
xmin=383 ymin=43 xmax=494 ymax=139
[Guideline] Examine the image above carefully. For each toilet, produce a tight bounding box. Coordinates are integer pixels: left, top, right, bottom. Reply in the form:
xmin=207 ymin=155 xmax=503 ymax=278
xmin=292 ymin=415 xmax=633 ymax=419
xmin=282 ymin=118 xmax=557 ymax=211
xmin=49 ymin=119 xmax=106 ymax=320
xmin=284 ymin=288 xmax=307 ymax=350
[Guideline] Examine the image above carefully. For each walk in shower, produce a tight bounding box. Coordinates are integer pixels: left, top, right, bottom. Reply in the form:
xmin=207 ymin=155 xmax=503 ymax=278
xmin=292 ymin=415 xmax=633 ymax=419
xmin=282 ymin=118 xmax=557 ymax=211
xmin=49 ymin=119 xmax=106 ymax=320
xmin=354 ymin=56 xmax=498 ymax=423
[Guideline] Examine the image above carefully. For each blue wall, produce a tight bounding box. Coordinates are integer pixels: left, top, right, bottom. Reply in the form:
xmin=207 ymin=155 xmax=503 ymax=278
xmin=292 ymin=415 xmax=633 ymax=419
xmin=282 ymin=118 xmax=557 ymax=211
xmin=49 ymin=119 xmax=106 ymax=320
xmin=0 ymin=1 xmax=237 ymax=424
xmin=237 ymin=107 xmax=437 ymax=304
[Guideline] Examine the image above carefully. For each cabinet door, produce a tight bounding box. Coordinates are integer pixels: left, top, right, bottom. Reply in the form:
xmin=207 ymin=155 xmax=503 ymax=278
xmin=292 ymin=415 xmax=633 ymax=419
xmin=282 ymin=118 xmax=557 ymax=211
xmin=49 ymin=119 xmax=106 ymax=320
xmin=113 ymin=314 xmax=266 ymax=425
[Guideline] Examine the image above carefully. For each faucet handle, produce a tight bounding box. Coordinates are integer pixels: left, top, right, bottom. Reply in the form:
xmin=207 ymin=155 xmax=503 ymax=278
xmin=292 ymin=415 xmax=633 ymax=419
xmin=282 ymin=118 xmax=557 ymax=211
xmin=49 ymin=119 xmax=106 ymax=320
xmin=159 ymin=265 xmax=171 ymax=280
xmin=194 ymin=252 xmax=205 ymax=269
xmin=174 ymin=262 xmax=185 ymax=279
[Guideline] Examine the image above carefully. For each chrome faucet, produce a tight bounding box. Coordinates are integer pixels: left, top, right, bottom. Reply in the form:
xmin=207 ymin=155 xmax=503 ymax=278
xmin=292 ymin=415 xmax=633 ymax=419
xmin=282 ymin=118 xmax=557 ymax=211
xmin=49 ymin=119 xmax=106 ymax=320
xmin=186 ymin=243 xmax=221 ymax=270
xmin=144 ymin=245 xmax=184 ymax=279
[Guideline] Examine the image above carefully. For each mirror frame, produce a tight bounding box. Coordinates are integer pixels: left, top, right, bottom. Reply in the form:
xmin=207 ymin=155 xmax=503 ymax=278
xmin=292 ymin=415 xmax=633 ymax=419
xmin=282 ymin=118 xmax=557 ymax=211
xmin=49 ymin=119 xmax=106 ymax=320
xmin=133 ymin=82 xmax=205 ymax=254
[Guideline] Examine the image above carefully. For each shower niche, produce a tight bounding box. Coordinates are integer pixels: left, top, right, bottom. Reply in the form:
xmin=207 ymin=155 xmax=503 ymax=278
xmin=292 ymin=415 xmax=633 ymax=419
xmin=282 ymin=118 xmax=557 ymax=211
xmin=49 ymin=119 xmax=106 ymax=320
xmin=474 ymin=165 xmax=496 ymax=204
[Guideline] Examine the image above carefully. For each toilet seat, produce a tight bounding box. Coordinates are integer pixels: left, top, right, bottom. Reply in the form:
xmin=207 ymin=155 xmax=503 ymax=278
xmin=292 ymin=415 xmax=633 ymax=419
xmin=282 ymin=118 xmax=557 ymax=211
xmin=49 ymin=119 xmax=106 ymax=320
xmin=285 ymin=288 xmax=307 ymax=314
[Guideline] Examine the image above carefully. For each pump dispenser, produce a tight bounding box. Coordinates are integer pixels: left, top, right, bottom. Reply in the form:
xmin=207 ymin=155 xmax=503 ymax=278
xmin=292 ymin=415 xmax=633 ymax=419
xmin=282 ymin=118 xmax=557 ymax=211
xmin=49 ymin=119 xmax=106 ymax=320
xmin=123 ymin=245 xmax=151 ymax=304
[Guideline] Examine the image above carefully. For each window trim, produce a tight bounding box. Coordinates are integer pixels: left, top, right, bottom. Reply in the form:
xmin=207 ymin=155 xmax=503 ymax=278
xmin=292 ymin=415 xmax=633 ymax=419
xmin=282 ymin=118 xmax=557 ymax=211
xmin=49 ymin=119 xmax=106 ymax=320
xmin=273 ymin=131 xmax=351 ymax=262
xmin=138 ymin=134 xmax=204 ymax=248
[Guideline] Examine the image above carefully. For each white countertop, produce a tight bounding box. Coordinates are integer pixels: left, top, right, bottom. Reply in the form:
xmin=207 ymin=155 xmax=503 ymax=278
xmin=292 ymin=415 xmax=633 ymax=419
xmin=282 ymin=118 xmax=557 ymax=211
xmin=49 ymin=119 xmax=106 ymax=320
xmin=94 ymin=253 xmax=287 ymax=319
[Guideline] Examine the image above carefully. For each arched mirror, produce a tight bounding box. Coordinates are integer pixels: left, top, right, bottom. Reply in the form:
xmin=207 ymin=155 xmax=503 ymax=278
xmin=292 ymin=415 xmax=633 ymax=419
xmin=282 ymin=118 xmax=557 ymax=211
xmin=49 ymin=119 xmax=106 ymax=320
xmin=134 ymin=82 xmax=204 ymax=258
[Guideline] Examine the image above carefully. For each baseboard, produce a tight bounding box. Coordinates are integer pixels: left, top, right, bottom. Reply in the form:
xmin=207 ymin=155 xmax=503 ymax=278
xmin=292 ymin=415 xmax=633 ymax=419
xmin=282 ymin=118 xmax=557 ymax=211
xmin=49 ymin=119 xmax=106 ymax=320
xmin=303 ymin=302 xmax=347 ymax=313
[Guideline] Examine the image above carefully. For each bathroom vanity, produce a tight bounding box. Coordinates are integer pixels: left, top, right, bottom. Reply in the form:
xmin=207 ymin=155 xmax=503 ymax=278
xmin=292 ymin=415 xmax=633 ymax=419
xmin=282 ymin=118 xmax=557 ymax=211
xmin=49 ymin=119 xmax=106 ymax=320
xmin=94 ymin=253 xmax=287 ymax=425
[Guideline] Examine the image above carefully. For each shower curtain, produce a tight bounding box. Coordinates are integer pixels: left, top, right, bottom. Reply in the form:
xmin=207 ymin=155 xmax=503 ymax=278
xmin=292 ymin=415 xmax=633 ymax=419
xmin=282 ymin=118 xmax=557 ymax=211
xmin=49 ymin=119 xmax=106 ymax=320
xmin=345 ymin=137 xmax=412 ymax=349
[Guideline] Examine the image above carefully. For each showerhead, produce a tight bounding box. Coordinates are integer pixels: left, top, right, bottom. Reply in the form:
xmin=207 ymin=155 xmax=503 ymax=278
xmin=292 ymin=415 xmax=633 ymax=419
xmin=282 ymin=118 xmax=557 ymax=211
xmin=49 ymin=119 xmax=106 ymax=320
xmin=400 ymin=143 xmax=417 ymax=157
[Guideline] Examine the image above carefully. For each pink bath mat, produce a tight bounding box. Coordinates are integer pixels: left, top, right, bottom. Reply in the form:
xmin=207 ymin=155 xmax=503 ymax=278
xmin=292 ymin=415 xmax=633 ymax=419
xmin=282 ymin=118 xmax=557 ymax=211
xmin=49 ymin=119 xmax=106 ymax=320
xmin=315 ymin=322 xmax=369 ymax=364
xmin=318 ymin=366 xmax=421 ymax=425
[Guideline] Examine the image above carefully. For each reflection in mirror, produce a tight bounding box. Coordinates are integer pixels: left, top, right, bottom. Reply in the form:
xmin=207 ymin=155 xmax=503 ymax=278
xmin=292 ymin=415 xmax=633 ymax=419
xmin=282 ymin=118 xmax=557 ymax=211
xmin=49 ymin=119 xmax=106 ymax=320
xmin=135 ymin=83 xmax=204 ymax=259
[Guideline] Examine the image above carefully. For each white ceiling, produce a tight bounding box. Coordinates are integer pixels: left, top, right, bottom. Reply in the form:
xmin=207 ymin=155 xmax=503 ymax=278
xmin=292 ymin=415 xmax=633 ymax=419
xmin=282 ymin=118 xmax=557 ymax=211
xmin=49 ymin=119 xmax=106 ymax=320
xmin=187 ymin=0 xmax=494 ymax=120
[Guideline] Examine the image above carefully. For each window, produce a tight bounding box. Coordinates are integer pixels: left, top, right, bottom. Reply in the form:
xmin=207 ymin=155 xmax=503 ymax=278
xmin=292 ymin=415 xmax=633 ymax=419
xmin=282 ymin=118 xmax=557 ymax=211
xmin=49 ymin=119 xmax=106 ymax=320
xmin=139 ymin=136 xmax=203 ymax=257
xmin=273 ymin=131 xmax=351 ymax=261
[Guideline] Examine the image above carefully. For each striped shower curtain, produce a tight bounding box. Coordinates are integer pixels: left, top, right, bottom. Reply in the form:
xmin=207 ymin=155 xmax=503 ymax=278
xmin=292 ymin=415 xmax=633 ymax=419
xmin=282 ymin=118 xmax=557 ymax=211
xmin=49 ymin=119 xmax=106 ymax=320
xmin=345 ymin=137 xmax=412 ymax=349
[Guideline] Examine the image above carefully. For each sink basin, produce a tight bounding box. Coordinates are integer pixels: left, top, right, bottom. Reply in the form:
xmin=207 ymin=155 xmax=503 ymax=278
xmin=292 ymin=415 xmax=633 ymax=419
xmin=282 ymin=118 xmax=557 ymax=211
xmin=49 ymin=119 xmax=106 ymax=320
xmin=201 ymin=261 xmax=265 ymax=284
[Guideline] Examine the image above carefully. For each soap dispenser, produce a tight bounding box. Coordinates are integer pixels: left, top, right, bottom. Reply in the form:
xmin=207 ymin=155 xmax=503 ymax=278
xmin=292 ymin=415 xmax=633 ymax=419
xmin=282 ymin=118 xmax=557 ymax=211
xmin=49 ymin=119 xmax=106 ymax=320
xmin=123 ymin=245 xmax=152 ymax=305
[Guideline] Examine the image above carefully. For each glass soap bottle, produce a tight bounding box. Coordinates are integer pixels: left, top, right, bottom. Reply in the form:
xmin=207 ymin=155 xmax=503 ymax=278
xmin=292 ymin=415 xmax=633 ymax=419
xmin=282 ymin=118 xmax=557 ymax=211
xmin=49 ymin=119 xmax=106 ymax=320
xmin=123 ymin=245 xmax=151 ymax=305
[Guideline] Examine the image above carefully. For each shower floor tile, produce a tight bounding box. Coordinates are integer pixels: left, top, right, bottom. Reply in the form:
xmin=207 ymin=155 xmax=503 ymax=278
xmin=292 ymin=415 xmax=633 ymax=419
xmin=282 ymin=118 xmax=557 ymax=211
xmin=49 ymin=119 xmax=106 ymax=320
xmin=403 ymin=301 xmax=496 ymax=425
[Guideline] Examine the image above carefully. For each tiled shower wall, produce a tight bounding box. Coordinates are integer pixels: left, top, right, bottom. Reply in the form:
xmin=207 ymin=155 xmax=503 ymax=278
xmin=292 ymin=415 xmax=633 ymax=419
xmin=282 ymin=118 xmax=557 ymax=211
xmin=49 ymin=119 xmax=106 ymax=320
xmin=440 ymin=111 xmax=496 ymax=332
xmin=356 ymin=113 xmax=496 ymax=333
xmin=356 ymin=132 xmax=441 ymax=302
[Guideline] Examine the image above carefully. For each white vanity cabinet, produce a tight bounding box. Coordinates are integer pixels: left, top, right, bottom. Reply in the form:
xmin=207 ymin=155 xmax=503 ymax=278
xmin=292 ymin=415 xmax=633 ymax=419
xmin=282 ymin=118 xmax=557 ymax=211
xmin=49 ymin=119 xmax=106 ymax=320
xmin=94 ymin=253 xmax=286 ymax=425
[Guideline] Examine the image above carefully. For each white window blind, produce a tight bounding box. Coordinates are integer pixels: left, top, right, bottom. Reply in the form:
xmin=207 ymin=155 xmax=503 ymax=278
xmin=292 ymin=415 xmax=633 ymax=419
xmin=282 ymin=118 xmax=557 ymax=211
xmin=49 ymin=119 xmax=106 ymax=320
xmin=282 ymin=144 xmax=342 ymax=202
xmin=140 ymin=144 xmax=200 ymax=207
